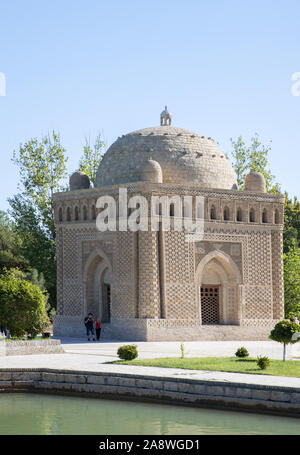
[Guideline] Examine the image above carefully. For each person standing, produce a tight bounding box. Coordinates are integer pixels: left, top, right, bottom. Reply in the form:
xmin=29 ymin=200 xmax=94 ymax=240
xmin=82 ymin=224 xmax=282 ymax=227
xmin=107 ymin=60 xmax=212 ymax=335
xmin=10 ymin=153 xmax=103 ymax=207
xmin=84 ymin=313 xmax=95 ymax=341
xmin=95 ymin=317 xmax=102 ymax=341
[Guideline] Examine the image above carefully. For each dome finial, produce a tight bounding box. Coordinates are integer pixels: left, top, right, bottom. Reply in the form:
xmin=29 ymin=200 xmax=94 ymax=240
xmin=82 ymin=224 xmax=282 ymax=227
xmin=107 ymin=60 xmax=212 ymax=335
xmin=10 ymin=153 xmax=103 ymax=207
xmin=160 ymin=106 xmax=172 ymax=126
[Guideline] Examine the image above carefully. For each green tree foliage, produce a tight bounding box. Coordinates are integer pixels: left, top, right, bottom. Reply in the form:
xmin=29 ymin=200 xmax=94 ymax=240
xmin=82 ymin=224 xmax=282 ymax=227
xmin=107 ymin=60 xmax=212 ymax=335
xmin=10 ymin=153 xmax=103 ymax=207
xmin=284 ymin=243 xmax=300 ymax=319
xmin=8 ymin=195 xmax=56 ymax=309
xmin=229 ymin=136 xmax=249 ymax=188
xmin=9 ymin=132 xmax=68 ymax=309
xmin=269 ymin=320 xmax=300 ymax=361
xmin=11 ymin=131 xmax=68 ymax=238
xmin=283 ymin=194 xmax=300 ymax=253
xmin=0 ymin=211 xmax=27 ymax=270
xmin=25 ymin=268 xmax=46 ymax=290
xmin=282 ymin=195 xmax=300 ymax=319
xmin=230 ymin=133 xmax=280 ymax=192
xmin=79 ymin=133 xmax=105 ymax=186
xmin=0 ymin=268 xmax=49 ymax=337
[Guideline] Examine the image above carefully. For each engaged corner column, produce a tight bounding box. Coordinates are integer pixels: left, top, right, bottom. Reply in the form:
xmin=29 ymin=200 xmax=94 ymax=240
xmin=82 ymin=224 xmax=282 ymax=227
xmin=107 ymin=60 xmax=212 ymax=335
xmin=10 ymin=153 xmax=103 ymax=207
xmin=138 ymin=231 xmax=161 ymax=319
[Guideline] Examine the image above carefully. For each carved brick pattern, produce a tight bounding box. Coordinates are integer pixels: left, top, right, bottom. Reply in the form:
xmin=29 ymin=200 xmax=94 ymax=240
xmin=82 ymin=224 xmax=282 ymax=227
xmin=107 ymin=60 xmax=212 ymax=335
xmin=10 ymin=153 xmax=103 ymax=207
xmin=146 ymin=319 xmax=201 ymax=327
xmin=164 ymin=231 xmax=198 ymax=319
xmin=194 ymin=232 xmax=246 ymax=281
xmin=62 ymin=228 xmax=82 ymax=316
xmin=165 ymin=231 xmax=193 ymax=282
xmin=56 ymin=227 xmax=64 ymax=315
xmin=244 ymin=286 xmax=273 ymax=319
xmin=82 ymin=239 xmax=113 ymax=270
xmin=138 ymin=232 xmax=160 ymax=318
xmin=247 ymin=232 xmax=272 ymax=285
xmin=242 ymin=319 xmax=281 ymax=327
xmin=53 ymin=184 xmax=285 ymax=335
xmin=226 ymin=286 xmax=237 ymax=323
xmin=112 ymin=231 xmax=137 ymax=318
xmin=60 ymin=226 xmax=115 ymax=317
xmin=271 ymin=231 xmax=284 ymax=319
xmin=165 ymin=282 xmax=198 ymax=319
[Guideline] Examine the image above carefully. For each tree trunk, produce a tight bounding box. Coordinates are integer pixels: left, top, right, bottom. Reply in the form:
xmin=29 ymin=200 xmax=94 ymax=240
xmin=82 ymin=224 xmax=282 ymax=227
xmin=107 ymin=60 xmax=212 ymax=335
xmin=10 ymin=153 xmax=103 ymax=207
xmin=283 ymin=343 xmax=286 ymax=362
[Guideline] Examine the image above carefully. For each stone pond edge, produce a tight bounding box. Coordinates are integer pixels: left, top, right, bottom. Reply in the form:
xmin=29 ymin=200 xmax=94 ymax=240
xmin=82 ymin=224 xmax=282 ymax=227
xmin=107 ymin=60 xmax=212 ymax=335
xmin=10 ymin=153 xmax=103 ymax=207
xmin=0 ymin=368 xmax=300 ymax=417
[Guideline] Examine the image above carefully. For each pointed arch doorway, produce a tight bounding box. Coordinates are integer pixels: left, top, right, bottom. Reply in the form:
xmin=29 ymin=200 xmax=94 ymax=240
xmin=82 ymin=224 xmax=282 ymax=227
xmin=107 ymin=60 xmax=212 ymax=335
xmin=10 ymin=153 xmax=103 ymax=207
xmin=196 ymin=251 xmax=242 ymax=325
xmin=84 ymin=250 xmax=112 ymax=322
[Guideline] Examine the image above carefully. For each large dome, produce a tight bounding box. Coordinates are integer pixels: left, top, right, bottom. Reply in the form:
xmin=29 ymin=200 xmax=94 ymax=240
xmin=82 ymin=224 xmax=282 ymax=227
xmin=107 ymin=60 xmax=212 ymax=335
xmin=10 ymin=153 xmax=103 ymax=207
xmin=95 ymin=126 xmax=238 ymax=190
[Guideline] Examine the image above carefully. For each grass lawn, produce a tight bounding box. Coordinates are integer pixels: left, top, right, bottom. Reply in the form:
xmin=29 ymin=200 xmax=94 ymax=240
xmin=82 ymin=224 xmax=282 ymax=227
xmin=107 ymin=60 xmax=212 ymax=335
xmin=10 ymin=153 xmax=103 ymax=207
xmin=115 ymin=357 xmax=300 ymax=378
xmin=5 ymin=336 xmax=47 ymax=341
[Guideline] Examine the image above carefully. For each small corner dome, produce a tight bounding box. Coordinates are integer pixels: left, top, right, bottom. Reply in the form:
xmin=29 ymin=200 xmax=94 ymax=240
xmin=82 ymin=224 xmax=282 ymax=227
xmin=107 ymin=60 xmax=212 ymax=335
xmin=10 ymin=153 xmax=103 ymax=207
xmin=140 ymin=159 xmax=163 ymax=183
xmin=244 ymin=170 xmax=266 ymax=193
xmin=69 ymin=171 xmax=90 ymax=191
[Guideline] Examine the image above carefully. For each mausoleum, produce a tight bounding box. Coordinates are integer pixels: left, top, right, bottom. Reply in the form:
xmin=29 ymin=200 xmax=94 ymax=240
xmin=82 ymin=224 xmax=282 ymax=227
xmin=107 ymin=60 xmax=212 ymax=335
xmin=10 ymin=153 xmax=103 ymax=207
xmin=53 ymin=108 xmax=285 ymax=340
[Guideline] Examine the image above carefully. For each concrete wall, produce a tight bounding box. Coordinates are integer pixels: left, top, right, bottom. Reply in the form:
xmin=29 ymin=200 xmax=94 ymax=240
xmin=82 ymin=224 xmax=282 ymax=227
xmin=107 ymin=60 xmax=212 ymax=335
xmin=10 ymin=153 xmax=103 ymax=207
xmin=1 ymin=340 xmax=64 ymax=356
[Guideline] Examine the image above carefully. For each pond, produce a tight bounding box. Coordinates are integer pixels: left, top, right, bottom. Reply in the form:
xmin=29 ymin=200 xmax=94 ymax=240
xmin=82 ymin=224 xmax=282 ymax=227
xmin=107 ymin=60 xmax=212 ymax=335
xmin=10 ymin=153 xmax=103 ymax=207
xmin=0 ymin=393 xmax=299 ymax=435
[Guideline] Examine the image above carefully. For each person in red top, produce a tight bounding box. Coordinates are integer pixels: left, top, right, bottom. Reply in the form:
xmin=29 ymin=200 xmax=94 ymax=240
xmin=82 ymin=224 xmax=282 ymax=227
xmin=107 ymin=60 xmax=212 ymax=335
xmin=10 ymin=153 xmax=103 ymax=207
xmin=95 ymin=317 xmax=102 ymax=341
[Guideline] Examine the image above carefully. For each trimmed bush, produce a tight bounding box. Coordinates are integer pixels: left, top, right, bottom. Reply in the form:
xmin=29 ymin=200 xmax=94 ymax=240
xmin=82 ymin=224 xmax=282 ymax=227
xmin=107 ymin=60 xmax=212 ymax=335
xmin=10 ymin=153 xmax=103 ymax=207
xmin=0 ymin=269 xmax=49 ymax=338
xmin=117 ymin=344 xmax=138 ymax=361
xmin=235 ymin=346 xmax=249 ymax=358
xmin=269 ymin=320 xmax=300 ymax=361
xmin=257 ymin=356 xmax=270 ymax=370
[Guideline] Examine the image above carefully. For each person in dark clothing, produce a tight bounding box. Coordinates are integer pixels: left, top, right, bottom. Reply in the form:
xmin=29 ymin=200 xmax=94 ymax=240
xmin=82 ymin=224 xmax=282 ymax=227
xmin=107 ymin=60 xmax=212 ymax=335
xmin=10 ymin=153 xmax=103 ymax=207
xmin=84 ymin=313 xmax=95 ymax=341
xmin=95 ymin=317 xmax=102 ymax=341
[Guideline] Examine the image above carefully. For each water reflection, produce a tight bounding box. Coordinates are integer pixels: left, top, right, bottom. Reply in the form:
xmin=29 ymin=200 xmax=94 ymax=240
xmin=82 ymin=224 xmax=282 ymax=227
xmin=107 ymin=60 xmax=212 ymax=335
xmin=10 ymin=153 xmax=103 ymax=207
xmin=0 ymin=393 xmax=299 ymax=435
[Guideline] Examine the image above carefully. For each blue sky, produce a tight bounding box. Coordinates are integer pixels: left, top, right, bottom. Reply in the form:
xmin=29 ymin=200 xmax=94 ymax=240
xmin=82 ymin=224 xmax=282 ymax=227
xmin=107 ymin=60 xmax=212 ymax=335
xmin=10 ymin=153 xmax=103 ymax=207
xmin=0 ymin=0 xmax=299 ymax=210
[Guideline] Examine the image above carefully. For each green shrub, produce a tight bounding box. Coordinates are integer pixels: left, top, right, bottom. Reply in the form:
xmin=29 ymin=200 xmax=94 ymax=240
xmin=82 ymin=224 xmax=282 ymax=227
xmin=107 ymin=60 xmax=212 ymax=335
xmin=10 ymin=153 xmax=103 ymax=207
xmin=257 ymin=356 xmax=270 ymax=370
xmin=235 ymin=346 xmax=249 ymax=358
xmin=117 ymin=344 xmax=138 ymax=361
xmin=0 ymin=268 xmax=49 ymax=338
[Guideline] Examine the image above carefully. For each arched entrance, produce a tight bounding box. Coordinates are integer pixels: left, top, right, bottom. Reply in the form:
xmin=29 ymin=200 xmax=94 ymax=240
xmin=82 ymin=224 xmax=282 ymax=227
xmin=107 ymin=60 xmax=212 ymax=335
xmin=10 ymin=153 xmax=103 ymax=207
xmin=83 ymin=250 xmax=112 ymax=322
xmin=196 ymin=251 xmax=242 ymax=325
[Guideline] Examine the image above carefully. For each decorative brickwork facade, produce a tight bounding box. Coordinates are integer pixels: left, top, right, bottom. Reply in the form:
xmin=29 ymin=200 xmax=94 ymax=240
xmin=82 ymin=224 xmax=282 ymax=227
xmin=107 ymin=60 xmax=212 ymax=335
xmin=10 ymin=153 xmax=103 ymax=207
xmin=53 ymin=123 xmax=285 ymax=340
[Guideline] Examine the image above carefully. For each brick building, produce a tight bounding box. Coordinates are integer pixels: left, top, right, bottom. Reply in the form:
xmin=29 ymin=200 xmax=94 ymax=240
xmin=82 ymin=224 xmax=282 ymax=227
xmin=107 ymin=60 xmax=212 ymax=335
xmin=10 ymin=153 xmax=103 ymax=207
xmin=53 ymin=111 xmax=284 ymax=340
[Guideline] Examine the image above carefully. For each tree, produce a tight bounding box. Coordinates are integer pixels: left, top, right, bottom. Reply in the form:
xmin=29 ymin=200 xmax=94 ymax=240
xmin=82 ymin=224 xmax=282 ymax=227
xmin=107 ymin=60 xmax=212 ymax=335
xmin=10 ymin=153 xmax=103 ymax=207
xmin=283 ymin=243 xmax=300 ymax=319
xmin=229 ymin=136 xmax=250 ymax=188
xmin=0 ymin=268 xmax=49 ymax=337
xmin=0 ymin=211 xmax=27 ymax=270
xmin=78 ymin=133 xmax=105 ymax=186
xmin=8 ymin=195 xmax=57 ymax=309
xmin=9 ymin=132 xmax=68 ymax=309
xmin=11 ymin=131 xmax=68 ymax=238
xmin=230 ymin=133 xmax=280 ymax=192
xmin=269 ymin=320 xmax=300 ymax=361
xmin=283 ymin=194 xmax=300 ymax=254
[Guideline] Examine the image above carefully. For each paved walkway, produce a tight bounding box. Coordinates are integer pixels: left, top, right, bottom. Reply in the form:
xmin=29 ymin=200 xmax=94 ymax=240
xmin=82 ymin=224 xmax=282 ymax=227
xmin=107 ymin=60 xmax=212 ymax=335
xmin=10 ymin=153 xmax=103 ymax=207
xmin=59 ymin=338 xmax=300 ymax=361
xmin=0 ymin=353 xmax=300 ymax=389
xmin=0 ymin=338 xmax=299 ymax=390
